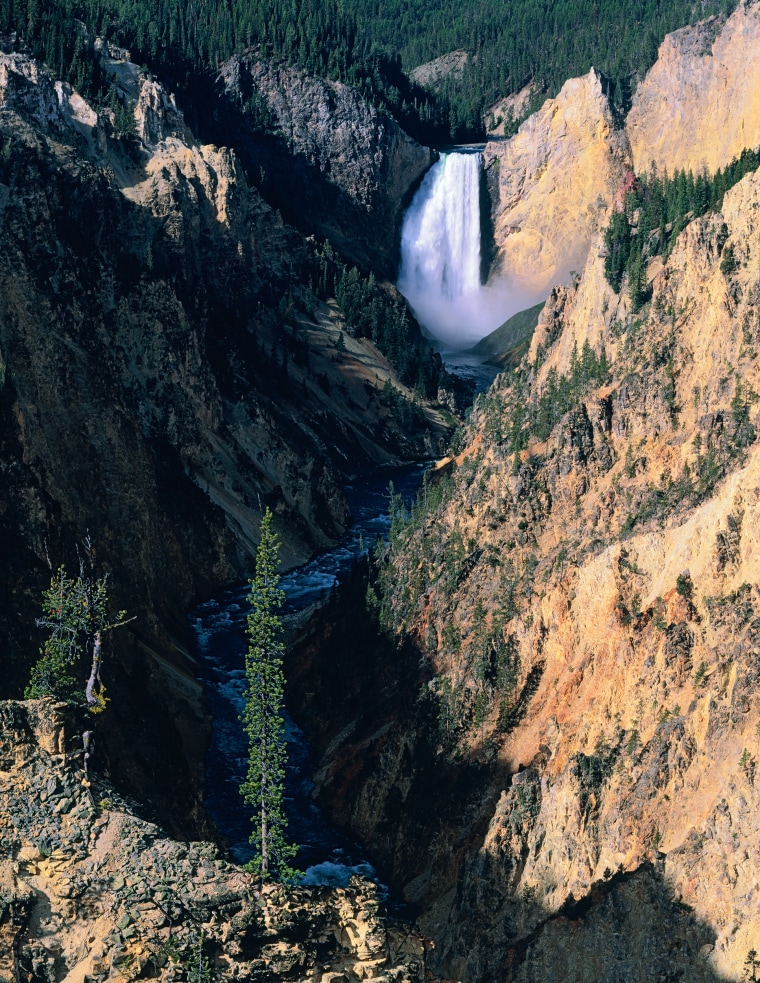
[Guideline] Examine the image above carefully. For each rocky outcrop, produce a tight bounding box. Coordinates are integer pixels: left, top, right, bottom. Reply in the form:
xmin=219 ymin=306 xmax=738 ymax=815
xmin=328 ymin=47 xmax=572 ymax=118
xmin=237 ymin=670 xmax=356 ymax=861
xmin=483 ymin=69 xmax=629 ymax=301
xmin=410 ymin=51 xmax=469 ymax=90
xmin=218 ymin=56 xmax=434 ymax=276
xmin=295 ymin=164 xmax=760 ymax=981
xmin=0 ymin=699 xmax=434 ymax=983
xmin=626 ymin=3 xmax=760 ymax=177
xmin=485 ymin=85 xmax=533 ymax=139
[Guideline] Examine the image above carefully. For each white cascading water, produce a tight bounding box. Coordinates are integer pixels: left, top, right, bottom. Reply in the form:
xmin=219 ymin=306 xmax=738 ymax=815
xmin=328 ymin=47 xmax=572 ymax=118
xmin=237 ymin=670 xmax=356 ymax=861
xmin=398 ymin=151 xmax=525 ymax=350
xmin=398 ymin=152 xmax=482 ymax=305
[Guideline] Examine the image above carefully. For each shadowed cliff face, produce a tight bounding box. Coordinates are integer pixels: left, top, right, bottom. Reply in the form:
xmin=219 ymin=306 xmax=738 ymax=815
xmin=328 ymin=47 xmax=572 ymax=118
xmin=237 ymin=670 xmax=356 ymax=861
xmin=214 ymin=56 xmax=435 ymax=279
xmin=289 ymin=573 xmax=733 ymax=983
xmin=0 ymin=50 xmax=448 ymax=833
xmin=291 ymin=154 xmax=760 ymax=981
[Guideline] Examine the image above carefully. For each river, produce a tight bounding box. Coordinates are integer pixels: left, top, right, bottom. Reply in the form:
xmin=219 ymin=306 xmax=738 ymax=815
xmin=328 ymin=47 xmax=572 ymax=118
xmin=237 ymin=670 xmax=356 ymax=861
xmin=191 ymin=462 xmax=429 ymax=886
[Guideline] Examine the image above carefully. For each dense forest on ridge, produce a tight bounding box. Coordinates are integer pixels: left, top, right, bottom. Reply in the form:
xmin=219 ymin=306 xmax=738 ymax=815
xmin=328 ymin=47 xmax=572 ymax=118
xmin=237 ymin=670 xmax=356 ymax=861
xmin=0 ymin=0 xmax=740 ymax=142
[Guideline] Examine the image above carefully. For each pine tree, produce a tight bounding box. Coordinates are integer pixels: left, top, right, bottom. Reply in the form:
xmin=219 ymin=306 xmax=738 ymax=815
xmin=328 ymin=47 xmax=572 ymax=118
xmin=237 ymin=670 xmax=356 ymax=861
xmin=240 ymin=508 xmax=297 ymax=881
xmin=26 ymin=559 xmax=132 ymax=713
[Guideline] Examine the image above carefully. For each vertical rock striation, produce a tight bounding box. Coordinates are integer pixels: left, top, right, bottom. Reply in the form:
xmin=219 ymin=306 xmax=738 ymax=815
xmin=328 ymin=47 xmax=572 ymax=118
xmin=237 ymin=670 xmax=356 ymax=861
xmin=483 ymin=4 xmax=760 ymax=309
xmin=0 ymin=49 xmax=448 ymax=832
xmin=218 ymin=56 xmax=435 ymax=277
xmin=296 ymin=160 xmax=760 ymax=982
xmin=626 ymin=3 xmax=760 ymax=177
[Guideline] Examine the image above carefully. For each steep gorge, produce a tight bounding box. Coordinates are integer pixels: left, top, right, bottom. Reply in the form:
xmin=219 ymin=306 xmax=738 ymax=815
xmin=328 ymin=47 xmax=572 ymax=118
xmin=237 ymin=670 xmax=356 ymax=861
xmin=0 ymin=46 xmax=448 ymax=830
xmin=289 ymin=20 xmax=760 ymax=977
xmin=5 ymin=4 xmax=760 ymax=982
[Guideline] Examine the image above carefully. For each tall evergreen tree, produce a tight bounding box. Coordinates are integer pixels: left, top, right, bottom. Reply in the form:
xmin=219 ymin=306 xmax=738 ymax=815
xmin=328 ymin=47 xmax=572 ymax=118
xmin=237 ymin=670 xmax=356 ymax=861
xmin=241 ymin=508 xmax=297 ymax=881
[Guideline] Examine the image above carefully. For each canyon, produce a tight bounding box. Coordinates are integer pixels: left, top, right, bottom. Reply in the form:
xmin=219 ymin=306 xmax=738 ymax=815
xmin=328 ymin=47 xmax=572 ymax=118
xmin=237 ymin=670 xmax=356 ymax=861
xmin=3 ymin=2 xmax=760 ymax=982
xmin=0 ymin=44 xmax=449 ymax=832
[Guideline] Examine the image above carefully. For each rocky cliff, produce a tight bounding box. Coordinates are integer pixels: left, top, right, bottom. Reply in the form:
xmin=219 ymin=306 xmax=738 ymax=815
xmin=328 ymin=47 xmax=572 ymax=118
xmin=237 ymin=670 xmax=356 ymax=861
xmin=8 ymin=6 xmax=760 ymax=981
xmin=0 ymin=699 xmax=434 ymax=983
xmin=483 ymin=70 xmax=629 ymax=301
xmin=0 ymin=47 xmax=448 ymax=830
xmin=292 ymin=151 xmax=760 ymax=981
xmin=483 ymin=2 xmax=760 ymax=307
xmin=217 ymin=56 xmax=434 ymax=277
xmin=626 ymin=3 xmax=760 ymax=177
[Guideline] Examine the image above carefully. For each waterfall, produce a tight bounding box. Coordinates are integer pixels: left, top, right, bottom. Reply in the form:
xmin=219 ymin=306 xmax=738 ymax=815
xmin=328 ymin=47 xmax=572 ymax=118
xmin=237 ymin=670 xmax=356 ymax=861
xmin=398 ymin=151 xmax=489 ymax=349
xmin=398 ymin=150 xmax=527 ymax=351
xmin=398 ymin=152 xmax=482 ymax=304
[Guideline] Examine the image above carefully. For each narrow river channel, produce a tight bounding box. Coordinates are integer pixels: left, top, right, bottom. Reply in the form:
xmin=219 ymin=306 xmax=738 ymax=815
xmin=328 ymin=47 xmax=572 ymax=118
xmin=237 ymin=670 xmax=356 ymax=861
xmin=191 ymin=462 xmax=429 ymax=885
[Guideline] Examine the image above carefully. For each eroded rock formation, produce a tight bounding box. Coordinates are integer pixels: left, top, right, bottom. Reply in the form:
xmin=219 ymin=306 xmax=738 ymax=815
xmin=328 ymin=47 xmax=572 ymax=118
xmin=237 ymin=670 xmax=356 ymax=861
xmin=0 ymin=700 xmax=433 ymax=983
xmin=626 ymin=4 xmax=760 ymax=177
xmin=217 ymin=56 xmax=434 ymax=276
xmin=483 ymin=69 xmax=629 ymax=301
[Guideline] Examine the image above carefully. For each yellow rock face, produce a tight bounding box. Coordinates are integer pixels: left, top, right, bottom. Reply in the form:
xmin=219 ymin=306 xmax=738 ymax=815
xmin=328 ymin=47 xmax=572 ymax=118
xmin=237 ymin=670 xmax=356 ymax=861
xmin=371 ymin=164 xmax=760 ymax=981
xmin=486 ymin=6 xmax=760 ymax=309
xmin=505 ymin=165 xmax=760 ymax=983
xmin=626 ymin=4 xmax=760 ymax=177
xmin=484 ymin=70 xmax=629 ymax=300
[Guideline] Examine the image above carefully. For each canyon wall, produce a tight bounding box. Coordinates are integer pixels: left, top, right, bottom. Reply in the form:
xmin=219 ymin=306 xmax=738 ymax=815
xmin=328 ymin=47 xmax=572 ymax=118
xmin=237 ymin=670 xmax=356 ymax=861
xmin=6 ymin=7 xmax=760 ymax=981
xmin=289 ymin=10 xmax=760 ymax=978
xmin=217 ymin=56 xmax=434 ymax=277
xmin=0 ymin=49 xmax=447 ymax=830
xmin=626 ymin=4 xmax=760 ymax=177
xmin=297 ymin=152 xmax=760 ymax=983
xmin=484 ymin=2 xmax=760 ymax=307
xmin=483 ymin=69 xmax=629 ymax=301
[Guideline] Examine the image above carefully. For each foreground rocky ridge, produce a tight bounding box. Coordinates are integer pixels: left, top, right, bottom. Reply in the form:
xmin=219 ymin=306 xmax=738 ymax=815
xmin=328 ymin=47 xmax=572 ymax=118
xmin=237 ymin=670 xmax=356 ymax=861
xmin=0 ymin=700 xmax=434 ymax=983
xmin=292 ymin=156 xmax=760 ymax=981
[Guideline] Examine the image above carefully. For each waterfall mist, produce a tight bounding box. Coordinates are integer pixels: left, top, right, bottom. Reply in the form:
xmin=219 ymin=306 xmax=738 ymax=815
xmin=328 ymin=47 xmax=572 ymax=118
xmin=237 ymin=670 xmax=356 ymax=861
xmin=398 ymin=151 xmax=540 ymax=350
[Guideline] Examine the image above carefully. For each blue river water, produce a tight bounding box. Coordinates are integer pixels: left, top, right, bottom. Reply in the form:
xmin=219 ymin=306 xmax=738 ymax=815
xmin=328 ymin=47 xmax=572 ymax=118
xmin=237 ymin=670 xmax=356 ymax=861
xmin=191 ymin=462 xmax=429 ymax=885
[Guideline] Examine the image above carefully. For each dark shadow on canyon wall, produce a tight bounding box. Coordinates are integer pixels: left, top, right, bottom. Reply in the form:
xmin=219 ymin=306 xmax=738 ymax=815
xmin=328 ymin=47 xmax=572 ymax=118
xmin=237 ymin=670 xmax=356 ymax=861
xmin=450 ymin=856 xmax=722 ymax=983
xmin=0 ymin=96 xmax=375 ymax=837
xmin=187 ymin=66 xmax=433 ymax=280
